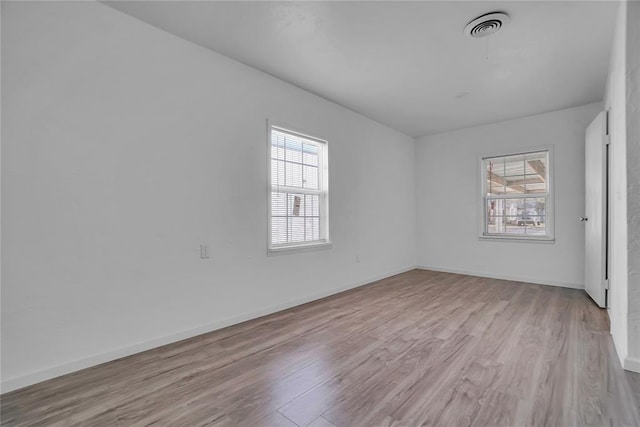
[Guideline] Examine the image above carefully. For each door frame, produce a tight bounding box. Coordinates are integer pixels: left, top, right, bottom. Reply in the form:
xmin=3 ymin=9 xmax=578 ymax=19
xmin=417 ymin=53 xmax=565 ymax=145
xmin=605 ymin=110 xmax=611 ymax=308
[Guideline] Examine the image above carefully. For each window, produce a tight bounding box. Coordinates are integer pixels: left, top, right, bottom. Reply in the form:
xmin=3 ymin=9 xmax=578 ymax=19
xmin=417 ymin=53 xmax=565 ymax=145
xmin=268 ymin=125 xmax=329 ymax=251
xmin=481 ymin=149 xmax=553 ymax=240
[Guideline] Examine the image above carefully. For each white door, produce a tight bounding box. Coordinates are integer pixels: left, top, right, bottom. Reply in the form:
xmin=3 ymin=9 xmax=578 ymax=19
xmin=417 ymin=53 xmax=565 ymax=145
xmin=584 ymin=111 xmax=607 ymax=307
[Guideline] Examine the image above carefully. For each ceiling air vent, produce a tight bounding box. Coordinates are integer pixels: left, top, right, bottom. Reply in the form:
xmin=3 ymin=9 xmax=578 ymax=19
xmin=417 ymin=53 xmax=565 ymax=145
xmin=464 ymin=12 xmax=510 ymax=38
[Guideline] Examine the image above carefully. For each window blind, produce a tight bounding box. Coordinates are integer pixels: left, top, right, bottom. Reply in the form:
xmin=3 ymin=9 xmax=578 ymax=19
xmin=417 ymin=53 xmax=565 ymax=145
xmin=270 ymin=127 xmax=327 ymax=248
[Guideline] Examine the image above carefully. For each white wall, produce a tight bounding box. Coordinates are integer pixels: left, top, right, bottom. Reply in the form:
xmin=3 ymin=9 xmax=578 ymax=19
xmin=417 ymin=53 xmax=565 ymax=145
xmin=625 ymin=0 xmax=640 ymax=370
xmin=415 ymin=103 xmax=602 ymax=288
xmin=606 ymin=0 xmax=640 ymax=373
xmin=0 ymin=2 xmax=417 ymax=391
xmin=605 ymin=0 xmax=629 ymax=369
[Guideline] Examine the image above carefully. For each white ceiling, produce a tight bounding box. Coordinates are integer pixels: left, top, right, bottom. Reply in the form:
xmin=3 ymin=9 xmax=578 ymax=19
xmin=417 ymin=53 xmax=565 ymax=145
xmin=104 ymin=1 xmax=618 ymax=137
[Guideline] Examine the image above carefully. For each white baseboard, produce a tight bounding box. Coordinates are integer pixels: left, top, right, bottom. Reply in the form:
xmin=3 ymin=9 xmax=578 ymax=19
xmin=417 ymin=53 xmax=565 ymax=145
xmin=0 ymin=266 xmax=416 ymax=394
xmin=416 ymin=265 xmax=584 ymax=290
xmin=623 ymin=356 xmax=640 ymax=373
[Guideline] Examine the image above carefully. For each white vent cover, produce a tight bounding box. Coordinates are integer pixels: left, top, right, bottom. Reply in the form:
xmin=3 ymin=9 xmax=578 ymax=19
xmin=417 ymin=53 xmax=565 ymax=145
xmin=464 ymin=12 xmax=510 ymax=38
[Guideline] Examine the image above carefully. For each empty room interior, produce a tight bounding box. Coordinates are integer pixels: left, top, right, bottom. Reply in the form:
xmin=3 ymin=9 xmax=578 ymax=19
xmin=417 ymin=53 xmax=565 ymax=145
xmin=1 ymin=0 xmax=640 ymax=426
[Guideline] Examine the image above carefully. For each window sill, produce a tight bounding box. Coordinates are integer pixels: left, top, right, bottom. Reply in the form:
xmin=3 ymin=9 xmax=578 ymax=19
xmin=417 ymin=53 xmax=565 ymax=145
xmin=268 ymin=241 xmax=333 ymax=255
xmin=479 ymin=235 xmax=555 ymax=244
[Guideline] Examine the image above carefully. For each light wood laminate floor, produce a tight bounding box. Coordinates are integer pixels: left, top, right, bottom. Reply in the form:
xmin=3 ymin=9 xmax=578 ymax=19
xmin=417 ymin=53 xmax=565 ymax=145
xmin=2 ymin=270 xmax=639 ymax=426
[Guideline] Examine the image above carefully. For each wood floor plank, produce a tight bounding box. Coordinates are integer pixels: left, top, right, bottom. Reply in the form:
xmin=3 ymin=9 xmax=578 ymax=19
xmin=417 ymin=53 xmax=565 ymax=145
xmin=277 ymin=335 xmax=415 ymax=426
xmin=470 ymin=389 xmax=520 ymax=427
xmin=307 ymin=416 xmax=337 ymax=427
xmin=320 ymin=337 xmax=443 ymax=426
xmin=255 ymin=412 xmax=299 ymax=427
xmin=1 ymin=269 xmax=638 ymax=426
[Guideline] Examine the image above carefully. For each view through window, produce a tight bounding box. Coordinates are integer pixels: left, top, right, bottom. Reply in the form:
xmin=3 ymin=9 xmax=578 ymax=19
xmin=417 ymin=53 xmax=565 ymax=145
xmin=483 ymin=150 xmax=551 ymax=238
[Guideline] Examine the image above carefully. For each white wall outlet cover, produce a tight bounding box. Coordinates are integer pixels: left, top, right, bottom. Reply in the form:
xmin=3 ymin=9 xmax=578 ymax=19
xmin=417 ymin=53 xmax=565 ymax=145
xmin=200 ymin=244 xmax=210 ymax=259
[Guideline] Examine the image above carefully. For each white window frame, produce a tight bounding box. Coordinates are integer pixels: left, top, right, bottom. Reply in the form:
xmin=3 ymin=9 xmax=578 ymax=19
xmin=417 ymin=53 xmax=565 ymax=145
xmin=479 ymin=146 xmax=555 ymax=242
xmin=267 ymin=121 xmax=330 ymax=253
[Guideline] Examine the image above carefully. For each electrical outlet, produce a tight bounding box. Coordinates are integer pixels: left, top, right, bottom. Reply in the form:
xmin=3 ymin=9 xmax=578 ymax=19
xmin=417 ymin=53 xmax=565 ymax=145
xmin=356 ymin=254 xmax=361 ymax=263
xmin=200 ymin=244 xmax=210 ymax=259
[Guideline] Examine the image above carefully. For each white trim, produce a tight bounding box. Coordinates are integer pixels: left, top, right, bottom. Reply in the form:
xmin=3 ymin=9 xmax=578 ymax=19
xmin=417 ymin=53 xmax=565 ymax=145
xmin=608 ymin=314 xmax=628 ymax=369
xmin=478 ymin=235 xmax=555 ymax=243
xmin=623 ymin=356 xmax=640 ymax=373
xmin=267 ymin=120 xmax=330 ymax=253
xmin=0 ymin=266 xmax=415 ymax=394
xmin=416 ymin=265 xmax=584 ymax=290
xmin=269 ymin=121 xmax=329 ymax=145
xmin=478 ymin=145 xmax=555 ymax=241
xmin=268 ymin=185 xmax=322 ymax=196
xmin=268 ymin=241 xmax=332 ymax=255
